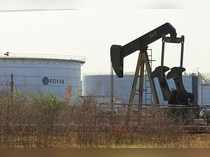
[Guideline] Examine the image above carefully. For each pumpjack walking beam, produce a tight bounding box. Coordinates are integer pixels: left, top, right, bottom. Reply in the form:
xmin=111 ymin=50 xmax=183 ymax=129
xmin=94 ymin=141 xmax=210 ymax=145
xmin=111 ymin=22 xmax=178 ymax=103
xmin=111 ymin=23 xmax=177 ymax=78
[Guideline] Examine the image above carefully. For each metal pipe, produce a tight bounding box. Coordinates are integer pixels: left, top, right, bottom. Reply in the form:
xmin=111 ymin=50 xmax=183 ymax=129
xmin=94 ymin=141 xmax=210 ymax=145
xmin=161 ymin=38 xmax=165 ymax=67
xmin=180 ymin=35 xmax=185 ymax=67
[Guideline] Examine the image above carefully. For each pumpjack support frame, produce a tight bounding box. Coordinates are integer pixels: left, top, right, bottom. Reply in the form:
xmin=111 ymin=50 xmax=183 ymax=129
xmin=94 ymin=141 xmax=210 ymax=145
xmin=128 ymin=47 xmax=159 ymax=106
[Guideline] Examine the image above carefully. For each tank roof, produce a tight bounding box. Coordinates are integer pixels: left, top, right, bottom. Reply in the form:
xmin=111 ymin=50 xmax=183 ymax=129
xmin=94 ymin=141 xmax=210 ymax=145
xmin=0 ymin=56 xmax=85 ymax=64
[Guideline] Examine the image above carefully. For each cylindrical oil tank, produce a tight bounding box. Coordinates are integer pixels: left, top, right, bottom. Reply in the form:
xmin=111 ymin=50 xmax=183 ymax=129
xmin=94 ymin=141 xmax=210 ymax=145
xmin=200 ymin=85 xmax=210 ymax=105
xmin=0 ymin=56 xmax=85 ymax=101
xmin=83 ymin=74 xmax=150 ymax=104
xmin=83 ymin=74 xmax=199 ymax=104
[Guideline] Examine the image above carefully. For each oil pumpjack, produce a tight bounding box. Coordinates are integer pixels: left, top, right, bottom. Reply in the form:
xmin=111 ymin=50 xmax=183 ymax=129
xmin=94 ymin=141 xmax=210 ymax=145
xmin=110 ymin=23 xmax=195 ymax=108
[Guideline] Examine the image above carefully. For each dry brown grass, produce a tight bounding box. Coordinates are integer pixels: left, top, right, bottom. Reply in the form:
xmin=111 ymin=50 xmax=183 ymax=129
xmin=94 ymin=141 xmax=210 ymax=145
xmin=0 ymin=92 xmax=209 ymax=148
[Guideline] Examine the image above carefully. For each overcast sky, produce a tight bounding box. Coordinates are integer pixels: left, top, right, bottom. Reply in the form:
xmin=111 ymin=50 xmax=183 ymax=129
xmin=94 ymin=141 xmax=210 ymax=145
xmin=0 ymin=0 xmax=209 ymax=75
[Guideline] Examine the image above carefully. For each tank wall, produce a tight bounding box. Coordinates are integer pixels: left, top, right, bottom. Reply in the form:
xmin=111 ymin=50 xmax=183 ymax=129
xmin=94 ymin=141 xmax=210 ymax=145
xmin=0 ymin=59 xmax=83 ymax=100
xmin=83 ymin=74 xmax=199 ymax=104
xmin=198 ymin=85 xmax=210 ymax=105
xmin=83 ymin=75 xmax=152 ymax=104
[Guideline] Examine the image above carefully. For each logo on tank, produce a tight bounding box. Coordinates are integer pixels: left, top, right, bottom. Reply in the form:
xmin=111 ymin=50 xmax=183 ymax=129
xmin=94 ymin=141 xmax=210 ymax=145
xmin=42 ymin=76 xmax=64 ymax=85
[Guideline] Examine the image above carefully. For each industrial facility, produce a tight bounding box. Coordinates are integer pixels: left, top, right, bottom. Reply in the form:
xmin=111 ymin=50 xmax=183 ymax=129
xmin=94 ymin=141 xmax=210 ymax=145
xmin=83 ymin=23 xmax=210 ymax=107
xmin=83 ymin=73 xmax=210 ymax=105
xmin=0 ymin=23 xmax=210 ymax=122
xmin=1 ymin=3 xmax=210 ymax=148
xmin=0 ymin=56 xmax=85 ymax=101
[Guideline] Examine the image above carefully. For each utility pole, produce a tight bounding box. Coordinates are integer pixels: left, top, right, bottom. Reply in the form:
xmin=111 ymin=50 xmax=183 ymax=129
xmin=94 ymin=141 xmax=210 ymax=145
xmin=10 ymin=73 xmax=14 ymax=103
xmin=10 ymin=73 xmax=14 ymax=94
xmin=110 ymin=64 xmax=114 ymax=112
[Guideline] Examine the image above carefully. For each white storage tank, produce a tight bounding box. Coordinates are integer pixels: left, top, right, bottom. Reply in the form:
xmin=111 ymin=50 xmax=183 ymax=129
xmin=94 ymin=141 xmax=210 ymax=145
xmin=83 ymin=74 xmax=151 ymax=104
xmin=200 ymin=85 xmax=210 ymax=105
xmin=83 ymin=74 xmax=198 ymax=104
xmin=0 ymin=56 xmax=85 ymax=101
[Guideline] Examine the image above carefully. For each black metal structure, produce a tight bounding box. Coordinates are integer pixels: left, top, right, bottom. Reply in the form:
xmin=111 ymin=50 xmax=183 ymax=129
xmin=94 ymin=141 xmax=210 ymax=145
xmin=110 ymin=23 xmax=202 ymax=126
xmin=161 ymin=35 xmax=185 ymax=67
xmin=111 ymin=23 xmax=179 ymax=105
xmin=151 ymin=66 xmax=171 ymax=101
xmin=161 ymin=35 xmax=194 ymax=105
xmin=111 ymin=23 xmax=177 ymax=78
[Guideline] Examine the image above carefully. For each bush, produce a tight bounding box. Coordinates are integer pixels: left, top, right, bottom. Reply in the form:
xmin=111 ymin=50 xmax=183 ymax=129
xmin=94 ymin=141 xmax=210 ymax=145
xmin=0 ymin=93 xmax=194 ymax=148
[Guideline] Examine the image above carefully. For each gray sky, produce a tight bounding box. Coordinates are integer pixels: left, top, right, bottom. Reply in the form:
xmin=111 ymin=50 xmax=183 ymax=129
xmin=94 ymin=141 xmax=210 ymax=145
xmin=0 ymin=0 xmax=209 ymax=75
